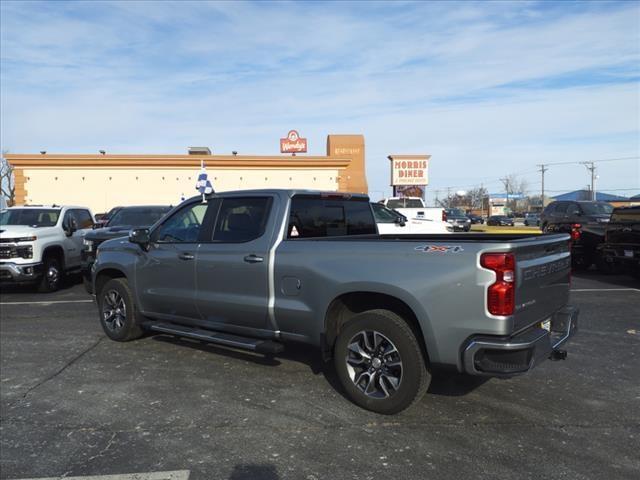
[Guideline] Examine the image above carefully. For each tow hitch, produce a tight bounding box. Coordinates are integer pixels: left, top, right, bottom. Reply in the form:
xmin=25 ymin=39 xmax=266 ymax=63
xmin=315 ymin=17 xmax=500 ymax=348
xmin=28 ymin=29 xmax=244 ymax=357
xmin=550 ymin=349 xmax=567 ymax=361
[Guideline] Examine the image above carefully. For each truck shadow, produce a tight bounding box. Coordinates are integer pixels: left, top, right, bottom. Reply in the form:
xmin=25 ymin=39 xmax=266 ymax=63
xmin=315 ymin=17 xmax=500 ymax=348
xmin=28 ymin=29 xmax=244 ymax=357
xmin=151 ymin=335 xmax=487 ymax=399
xmin=572 ymin=270 xmax=639 ymax=288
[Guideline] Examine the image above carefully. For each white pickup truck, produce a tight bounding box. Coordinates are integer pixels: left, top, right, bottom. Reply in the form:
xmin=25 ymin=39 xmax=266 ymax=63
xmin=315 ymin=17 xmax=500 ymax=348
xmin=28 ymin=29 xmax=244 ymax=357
xmin=0 ymin=205 xmax=95 ymax=291
xmin=372 ymin=203 xmax=452 ymax=234
xmin=380 ymin=197 xmax=446 ymax=223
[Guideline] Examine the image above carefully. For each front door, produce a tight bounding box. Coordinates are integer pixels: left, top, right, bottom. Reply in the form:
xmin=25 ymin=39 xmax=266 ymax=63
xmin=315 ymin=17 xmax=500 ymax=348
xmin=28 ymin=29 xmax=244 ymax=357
xmin=61 ymin=210 xmax=84 ymax=268
xmin=195 ymin=196 xmax=275 ymax=331
xmin=136 ymin=201 xmax=210 ymax=322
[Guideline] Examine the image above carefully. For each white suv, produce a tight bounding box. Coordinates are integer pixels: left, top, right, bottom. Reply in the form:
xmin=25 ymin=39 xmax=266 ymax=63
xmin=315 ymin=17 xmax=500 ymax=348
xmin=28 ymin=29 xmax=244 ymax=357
xmin=0 ymin=205 xmax=95 ymax=292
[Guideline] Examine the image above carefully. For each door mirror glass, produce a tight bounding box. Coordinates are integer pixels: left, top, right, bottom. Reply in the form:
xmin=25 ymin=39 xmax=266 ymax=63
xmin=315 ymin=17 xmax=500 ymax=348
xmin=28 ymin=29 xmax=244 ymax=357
xmin=129 ymin=228 xmax=151 ymax=249
xmin=64 ymin=216 xmax=77 ymax=236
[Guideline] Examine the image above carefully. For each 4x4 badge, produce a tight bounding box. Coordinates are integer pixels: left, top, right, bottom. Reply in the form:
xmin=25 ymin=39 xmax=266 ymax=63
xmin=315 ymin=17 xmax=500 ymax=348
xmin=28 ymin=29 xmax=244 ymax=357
xmin=415 ymin=245 xmax=464 ymax=253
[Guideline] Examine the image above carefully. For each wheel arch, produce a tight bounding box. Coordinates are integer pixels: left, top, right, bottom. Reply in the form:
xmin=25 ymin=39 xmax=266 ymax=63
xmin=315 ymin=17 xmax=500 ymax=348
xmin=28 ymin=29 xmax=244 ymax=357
xmin=94 ymin=267 xmax=128 ymax=297
xmin=323 ymin=291 xmax=432 ymax=366
xmin=42 ymin=245 xmax=65 ymax=269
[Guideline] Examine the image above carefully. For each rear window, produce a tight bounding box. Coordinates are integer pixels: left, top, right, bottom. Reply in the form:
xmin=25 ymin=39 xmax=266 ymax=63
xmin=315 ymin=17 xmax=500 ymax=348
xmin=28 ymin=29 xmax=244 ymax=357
xmin=386 ymin=199 xmax=423 ymax=209
xmin=611 ymin=207 xmax=640 ymax=223
xmin=288 ymin=196 xmax=376 ymax=238
xmin=581 ymin=202 xmax=614 ymax=215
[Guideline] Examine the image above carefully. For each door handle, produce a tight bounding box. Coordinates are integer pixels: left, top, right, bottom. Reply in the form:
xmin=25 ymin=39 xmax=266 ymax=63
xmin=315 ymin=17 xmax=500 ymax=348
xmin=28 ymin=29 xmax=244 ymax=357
xmin=244 ymin=254 xmax=264 ymax=264
xmin=178 ymin=252 xmax=195 ymax=261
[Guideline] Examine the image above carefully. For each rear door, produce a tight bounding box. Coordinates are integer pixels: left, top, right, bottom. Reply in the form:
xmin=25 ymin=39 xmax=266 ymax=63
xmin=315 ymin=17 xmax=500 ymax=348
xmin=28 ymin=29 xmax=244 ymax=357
xmin=511 ymin=235 xmax=572 ymax=331
xmin=195 ymin=196 xmax=275 ymax=331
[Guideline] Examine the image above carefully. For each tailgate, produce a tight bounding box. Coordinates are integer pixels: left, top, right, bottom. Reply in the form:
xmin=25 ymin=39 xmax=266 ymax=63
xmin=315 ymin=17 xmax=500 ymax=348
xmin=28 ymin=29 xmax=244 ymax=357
xmin=512 ymin=234 xmax=572 ymax=332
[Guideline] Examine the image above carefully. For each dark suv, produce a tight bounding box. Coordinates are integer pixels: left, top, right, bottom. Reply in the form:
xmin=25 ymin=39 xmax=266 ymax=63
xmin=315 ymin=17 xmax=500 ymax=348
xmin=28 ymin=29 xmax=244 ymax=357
xmin=541 ymin=200 xmax=614 ymax=270
xmin=596 ymin=206 xmax=639 ymax=278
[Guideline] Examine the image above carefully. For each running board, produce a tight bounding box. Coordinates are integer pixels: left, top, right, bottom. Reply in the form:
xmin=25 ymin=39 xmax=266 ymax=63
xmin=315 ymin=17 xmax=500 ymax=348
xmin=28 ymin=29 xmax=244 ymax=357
xmin=144 ymin=322 xmax=284 ymax=355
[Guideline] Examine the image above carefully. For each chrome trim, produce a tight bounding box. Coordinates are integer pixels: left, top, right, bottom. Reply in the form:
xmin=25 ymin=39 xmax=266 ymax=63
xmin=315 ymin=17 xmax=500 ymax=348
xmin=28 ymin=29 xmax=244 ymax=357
xmin=267 ymin=198 xmax=290 ymax=335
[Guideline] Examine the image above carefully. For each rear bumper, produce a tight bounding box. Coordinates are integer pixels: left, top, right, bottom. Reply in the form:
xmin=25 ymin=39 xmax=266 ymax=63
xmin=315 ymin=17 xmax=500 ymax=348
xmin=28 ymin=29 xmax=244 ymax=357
xmin=0 ymin=261 xmax=44 ymax=283
xmin=462 ymin=305 xmax=579 ymax=377
xmin=598 ymin=244 xmax=639 ymax=264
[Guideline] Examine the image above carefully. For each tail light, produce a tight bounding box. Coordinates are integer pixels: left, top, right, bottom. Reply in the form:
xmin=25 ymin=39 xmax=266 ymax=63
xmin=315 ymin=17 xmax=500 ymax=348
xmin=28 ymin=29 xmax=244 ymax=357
xmin=442 ymin=210 xmax=447 ymax=222
xmin=481 ymin=252 xmax=516 ymax=316
xmin=570 ymin=223 xmax=581 ymax=242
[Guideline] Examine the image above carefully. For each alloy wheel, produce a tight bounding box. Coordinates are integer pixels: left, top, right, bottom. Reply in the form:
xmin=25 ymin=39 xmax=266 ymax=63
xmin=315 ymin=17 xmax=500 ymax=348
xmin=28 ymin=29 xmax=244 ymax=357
xmin=102 ymin=289 xmax=127 ymax=332
xmin=345 ymin=330 xmax=403 ymax=399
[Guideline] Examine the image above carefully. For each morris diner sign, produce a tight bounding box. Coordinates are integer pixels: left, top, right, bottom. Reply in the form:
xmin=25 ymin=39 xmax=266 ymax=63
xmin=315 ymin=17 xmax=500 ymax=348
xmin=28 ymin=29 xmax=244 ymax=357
xmin=389 ymin=155 xmax=430 ymax=186
xmin=280 ymin=130 xmax=308 ymax=154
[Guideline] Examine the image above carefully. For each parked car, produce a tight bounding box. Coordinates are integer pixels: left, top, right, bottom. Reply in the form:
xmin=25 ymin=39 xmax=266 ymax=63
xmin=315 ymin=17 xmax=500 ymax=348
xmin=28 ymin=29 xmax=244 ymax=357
xmin=596 ymin=206 xmax=639 ymax=278
xmin=93 ymin=206 xmax=123 ymax=229
xmin=524 ymin=213 xmax=540 ymax=227
xmin=82 ymin=205 xmax=171 ymax=292
xmin=0 ymin=205 xmax=94 ymax=291
xmin=380 ymin=197 xmax=446 ymax=223
xmin=487 ymin=215 xmax=515 ymax=226
xmin=444 ymin=208 xmax=471 ymax=231
xmin=91 ymin=189 xmax=578 ymax=414
xmin=467 ymin=214 xmax=484 ymax=225
xmin=371 ymin=203 xmax=452 ymax=234
xmin=540 ymin=200 xmax=614 ymax=270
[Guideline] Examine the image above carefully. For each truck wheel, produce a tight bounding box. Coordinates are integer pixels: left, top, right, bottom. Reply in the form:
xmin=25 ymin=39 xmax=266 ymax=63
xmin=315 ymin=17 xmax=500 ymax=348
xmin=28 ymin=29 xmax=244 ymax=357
xmin=38 ymin=256 xmax=62 ymax=292
xmin=334 ymin=309 xmax=430 ymax=414
xmin=97 ymin=278 xmax=144 ymax=342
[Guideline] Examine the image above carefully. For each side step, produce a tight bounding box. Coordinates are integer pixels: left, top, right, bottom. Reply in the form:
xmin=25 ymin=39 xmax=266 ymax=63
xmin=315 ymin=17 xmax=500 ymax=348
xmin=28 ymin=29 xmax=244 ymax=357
xmin=144 ymin=322 xmax=284 ymax=355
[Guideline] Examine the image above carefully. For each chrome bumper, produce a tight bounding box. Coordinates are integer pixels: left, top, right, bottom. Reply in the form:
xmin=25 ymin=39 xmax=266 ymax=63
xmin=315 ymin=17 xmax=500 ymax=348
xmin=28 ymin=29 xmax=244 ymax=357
xmin=463 ymin=305 xmax=579 ymax=376
xmin=0 ymin=262 xmax=44 ymax=283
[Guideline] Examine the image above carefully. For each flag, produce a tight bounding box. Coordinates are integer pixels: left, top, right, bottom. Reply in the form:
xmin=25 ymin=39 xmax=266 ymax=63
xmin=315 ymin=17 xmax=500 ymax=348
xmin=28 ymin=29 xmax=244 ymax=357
xmin=195 ymin=160 xmax=214 ymax=195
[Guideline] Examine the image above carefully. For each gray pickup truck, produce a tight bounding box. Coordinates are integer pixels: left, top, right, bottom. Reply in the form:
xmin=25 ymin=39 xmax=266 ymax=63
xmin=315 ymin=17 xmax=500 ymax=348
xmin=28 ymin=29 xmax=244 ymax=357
xmin=92 ymin=190 xmax=578 ymax=414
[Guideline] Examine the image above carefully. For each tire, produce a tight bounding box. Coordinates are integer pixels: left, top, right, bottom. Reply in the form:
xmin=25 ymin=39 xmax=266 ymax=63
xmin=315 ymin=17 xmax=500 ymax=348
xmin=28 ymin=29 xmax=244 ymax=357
xmin=38 ymin=255 xmax=62 ymax=292
xmin=595 ymin=255 xmax=618 ymax=275
xmin=572 ymin=254 xmax=592 ymax=271
xmin=97 ymin=278 xmax=144 ymax=342
xmin=333 ymin=309 xmax=430 ymax=415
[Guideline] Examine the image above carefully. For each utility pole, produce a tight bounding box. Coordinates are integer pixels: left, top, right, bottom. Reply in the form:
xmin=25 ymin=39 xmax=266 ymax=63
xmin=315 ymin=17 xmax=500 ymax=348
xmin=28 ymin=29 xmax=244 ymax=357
xmin=537 ymin=164 xmax=548 ymax=209
xmin=446 ymin=187 xmax=451 ymax=208
xmin=583 ymin=162 xmax=596 ymax=200
xmin=500 ymin=177 xmax=510 ymax=213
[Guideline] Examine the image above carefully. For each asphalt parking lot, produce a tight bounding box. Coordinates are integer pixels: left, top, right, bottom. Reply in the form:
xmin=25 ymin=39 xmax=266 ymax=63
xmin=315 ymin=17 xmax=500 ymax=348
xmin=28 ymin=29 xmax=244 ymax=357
xmin=1 ymin=273 xmax=639 ymax=480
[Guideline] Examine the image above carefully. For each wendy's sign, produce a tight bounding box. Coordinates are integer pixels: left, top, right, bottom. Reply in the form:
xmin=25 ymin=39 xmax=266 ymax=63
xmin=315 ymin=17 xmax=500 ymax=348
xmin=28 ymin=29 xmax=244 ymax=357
xmin=280 ymin=130 xmax=308 ymax=153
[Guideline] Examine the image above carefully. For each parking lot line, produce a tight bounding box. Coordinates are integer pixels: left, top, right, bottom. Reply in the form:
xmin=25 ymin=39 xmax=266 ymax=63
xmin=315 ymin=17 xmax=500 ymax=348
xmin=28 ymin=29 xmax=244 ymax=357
xmin=9 ymin=470 xmax=191 ymax=480
xmin=570 ymin=288 xmax=640 ymax=292
xmin=0 ymin=299 xmax=94 ymax=305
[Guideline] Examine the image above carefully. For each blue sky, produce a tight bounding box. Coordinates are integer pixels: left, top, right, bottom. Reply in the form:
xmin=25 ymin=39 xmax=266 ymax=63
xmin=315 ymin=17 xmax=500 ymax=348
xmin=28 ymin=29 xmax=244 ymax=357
xmin=1 ymin=0 xmax=639 ymax=202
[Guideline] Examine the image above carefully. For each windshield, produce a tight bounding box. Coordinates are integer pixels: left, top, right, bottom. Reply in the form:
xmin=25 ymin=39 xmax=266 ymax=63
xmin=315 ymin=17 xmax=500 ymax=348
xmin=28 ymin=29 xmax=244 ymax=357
xmin=581 ymin=202 xmax=614 ymax=215
xmin=371 ymin=203 xmax=402 ymax=223
xmin=0 ymin=208 xmax=60 ymax=227
xmin=446 ymin=208 xmax=466 ymax=217
xmin=107 ymin=207 xmax=170 ymax=227
xmin=386 ymin=199 xmax=423 ymax=209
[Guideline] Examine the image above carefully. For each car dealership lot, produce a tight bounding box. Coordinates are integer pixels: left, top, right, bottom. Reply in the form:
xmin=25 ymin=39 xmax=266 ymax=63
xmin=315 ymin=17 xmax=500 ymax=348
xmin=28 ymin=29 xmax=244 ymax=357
xmin=1 ymin=275 xmax=639 ymax=480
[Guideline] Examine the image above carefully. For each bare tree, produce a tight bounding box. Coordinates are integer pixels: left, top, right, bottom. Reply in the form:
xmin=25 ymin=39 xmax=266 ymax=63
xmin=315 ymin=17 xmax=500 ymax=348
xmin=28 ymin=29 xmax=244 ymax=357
xmin=1 ymin=150 xmax=15 ymax=207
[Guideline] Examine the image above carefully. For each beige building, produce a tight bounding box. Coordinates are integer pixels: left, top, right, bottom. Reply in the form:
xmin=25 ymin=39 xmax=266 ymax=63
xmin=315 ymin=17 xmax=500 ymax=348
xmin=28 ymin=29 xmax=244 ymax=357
xmin=6 ymin=134 xmax=367 ymax=213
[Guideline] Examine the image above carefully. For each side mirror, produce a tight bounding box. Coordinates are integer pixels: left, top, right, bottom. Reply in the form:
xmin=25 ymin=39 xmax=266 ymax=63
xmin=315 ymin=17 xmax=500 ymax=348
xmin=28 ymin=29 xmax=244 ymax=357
xmin=395 ymin=216 xmax=406 ymax=227
xmin=64 ymin=217 xmax=77 ymax=236
xmin=129 ymin=228 xmax=151 ymax=250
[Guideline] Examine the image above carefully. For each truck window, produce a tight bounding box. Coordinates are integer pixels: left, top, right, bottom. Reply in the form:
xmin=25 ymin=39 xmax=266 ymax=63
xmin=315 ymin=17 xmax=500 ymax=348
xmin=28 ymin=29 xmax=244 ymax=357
xmin=386 ymin=199 xmax=423 ymax=209
xmin=288 ymin=196 xmax=377 ymax=238
xmin=72 ymin=209 xmax=94 ymax=229
xmin=156 ymin=202 xmax=208 ymax=243
xmin=212 ymin=197 xmax=271 ymax=243
xmin=371 ymin=203 xmax=400 ymax=224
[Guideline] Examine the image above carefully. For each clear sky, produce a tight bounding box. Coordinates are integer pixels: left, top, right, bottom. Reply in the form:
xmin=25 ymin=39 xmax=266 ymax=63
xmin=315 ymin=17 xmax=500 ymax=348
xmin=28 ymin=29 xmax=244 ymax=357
xmin=1 ymin=0 xmax=639 ymax=202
